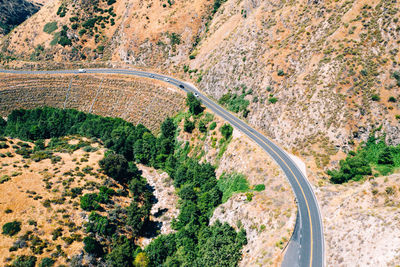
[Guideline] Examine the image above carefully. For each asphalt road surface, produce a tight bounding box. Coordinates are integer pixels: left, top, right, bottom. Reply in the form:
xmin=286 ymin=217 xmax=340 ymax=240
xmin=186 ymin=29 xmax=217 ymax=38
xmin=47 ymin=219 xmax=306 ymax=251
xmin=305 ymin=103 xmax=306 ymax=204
xmin=0 ymin=68 xmax=324 ymax=267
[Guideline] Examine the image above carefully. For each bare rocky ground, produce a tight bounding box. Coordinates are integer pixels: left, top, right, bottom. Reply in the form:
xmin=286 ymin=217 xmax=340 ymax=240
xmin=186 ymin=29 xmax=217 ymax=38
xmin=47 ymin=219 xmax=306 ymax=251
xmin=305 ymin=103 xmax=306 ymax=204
xmin=316 ymin=173 xmax=400 ymax=266
xmin=137 ymin=165 xmax=179 ymax=247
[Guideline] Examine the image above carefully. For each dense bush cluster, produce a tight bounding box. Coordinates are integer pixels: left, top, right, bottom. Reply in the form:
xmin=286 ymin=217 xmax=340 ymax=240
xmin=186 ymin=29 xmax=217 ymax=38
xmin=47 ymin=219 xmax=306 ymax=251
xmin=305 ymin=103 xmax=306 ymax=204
xmin=218 ymin=86 xmax=251 ymax=117
xmin=328 ymin=135 xmax=400 ymax=183
xmin=0 ymin=102 xmax=246 ymax=266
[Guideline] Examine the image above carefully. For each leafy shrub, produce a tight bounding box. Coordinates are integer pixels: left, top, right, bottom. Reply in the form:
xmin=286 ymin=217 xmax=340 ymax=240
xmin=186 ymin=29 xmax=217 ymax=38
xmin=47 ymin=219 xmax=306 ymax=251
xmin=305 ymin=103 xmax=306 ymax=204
xmin=97 ymin=45 xmax=105 ymax=53
xmin=220 ymin=123 xmax=233 ymax=140
xmin=388 ymin=96 xmax=397 ymax=103
xmin=392 ymin=71 xmax=400 ymax=86
xmin=39 ymin=257 xmax=55 ymax=267
xmin=134 ymin=252 xmax=150 ymax=267
xmin=12 ymin=255 xmax=37 ymax=267
xmin=43 ymin=22 xmax=57 ymax=34
xmin=184 ymin=118 xmax=195 ymax=133
xmin=212 ymin=0 xmax=228 ymax=14
xmin=51 ymin=227 xmax=63 ymax=240
xmin=78 ymin=29 xmax=87 ymax=36
xmin=0 ymin=142 xmax=9 ymax=148
xmin=371 ymin=94 xmax=380 ymax=101
xmin=69 ymin=16 xmax=79 ymax=22
xmin=145 ymin=234 xmax=176 ymax=266
xmin=268 ymin=97 xmax=278 ymax=104
xmin=209 ymin=121 xmax=217 ymax=130
xmin=327 ymin=154 xmax=371 ymax=184
xmin=82 ymin=18 xmax=97 ymax=29
xmin=42 ymin=199 xmax=51 ymax=207
xmin=80 ymin=193 xmax=101 ymax=211
xmin=254 ymin=184 xmax=265 ymax=191
xmin=198 ymin=120 xmax=207 ymax=133
xmin=105 ymin=237 xmax=137 ymax=265
xmin=218 ymin=92 xmax=250 ymax=115
xmin=195 ymin=221 xmax=247 ymax=266
xmin=2 ymin=221 xmax=21 ymax=236
xmin=58 ymin=36 xmax=72 ymax=46
xmin=246 ymin=192 xmax=254 ymax=201
xmin=378 ymin=147 xmax=394 ymax=165
xmin=277 ymin=69 xmax=285 ymax=76
xmin=0 ymin=175 xmax=10 ymax=184
xmin=218 ymin=173 xmax=249 ymax=203
xmin=86 ymin=212 xmax=115 ymax=236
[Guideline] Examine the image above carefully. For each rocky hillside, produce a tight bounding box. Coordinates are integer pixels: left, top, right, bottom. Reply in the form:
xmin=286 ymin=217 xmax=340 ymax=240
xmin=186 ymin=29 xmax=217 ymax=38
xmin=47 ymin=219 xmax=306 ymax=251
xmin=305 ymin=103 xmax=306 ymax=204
xmin=0 ymin=0 xmax=41 ymax=37
xmin=1 ymin=0 xmax=400 ymax=172
xmin=318 ymin=173 xmax=400 ymax=266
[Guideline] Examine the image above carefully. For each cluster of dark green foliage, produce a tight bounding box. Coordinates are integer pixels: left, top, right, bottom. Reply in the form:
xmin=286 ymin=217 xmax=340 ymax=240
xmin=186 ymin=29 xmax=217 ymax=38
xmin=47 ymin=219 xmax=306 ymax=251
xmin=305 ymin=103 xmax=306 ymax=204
xmin=393 ymin=71 xmax=400 ymax=86
xmin=328 ymin=135 xmax=400 ymax=183
xmin=168 ymin=32 xmax=181 ymax=51
xmin=0 ymin=103 xmax=246 ymax=266
xmin=2 ymin=221 xmax=21 ymax=236
xmin=220 ymin=123 xmax=233 ymax=140
xmin=218 ymin=86 xmax=252 ymax=117
xmin=212 ymin=0 xmax=228 ymax=14
xmin=58 ymin=25 xmax=72 ymax=46
xmin=56 ymin=5 xmax=67 ymax=17
xmin=184 ymin=118 xmax=196 ymax=133
xmin=7 ymin=255 xmax=37 ymax=267
xmin=39 ymin=257 xmax=55 ymax=267
xmin=186 ymin=92 xmax=205 ymax=115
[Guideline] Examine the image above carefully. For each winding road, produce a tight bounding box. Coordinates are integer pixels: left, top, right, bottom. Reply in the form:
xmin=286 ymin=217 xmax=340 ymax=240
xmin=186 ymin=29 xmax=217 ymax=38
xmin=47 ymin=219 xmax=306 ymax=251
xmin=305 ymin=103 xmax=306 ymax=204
xmin=0 ymin=68 xmax=324 ymax=267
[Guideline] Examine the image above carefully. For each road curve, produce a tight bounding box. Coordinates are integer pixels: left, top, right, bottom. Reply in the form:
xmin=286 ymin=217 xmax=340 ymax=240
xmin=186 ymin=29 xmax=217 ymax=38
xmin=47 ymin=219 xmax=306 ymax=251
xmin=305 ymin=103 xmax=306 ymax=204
xmin=0 ymin=68 xmax=324 ymax=267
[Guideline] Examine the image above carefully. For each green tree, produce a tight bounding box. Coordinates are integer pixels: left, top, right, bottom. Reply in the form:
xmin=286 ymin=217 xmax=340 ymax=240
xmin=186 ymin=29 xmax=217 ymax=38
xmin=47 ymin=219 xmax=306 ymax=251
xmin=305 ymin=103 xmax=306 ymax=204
xmin=80 ymin=193 xmax=101 ymax=211
xmin=186 ymin=93 xmax=204 ymax=115
xmin=99 ymin=153 xmax=131 ymax=183
xmin=145 ymin=234 xmax=176 ymax=266
xmin=195 ymin=221 xmax=247 ymax=267
xmin=83 ymin=236 xmax=103 ymax=256
xmin=378 ymin=147 xmax=394 ymax=165
xmin=198 ymin=120 xmax=207 ymax=133
xmin=126 ymin=201 xmax=146 ymax=237
xmin=86 ymin=212 xmax=115 ymax=236
xmin=106 ymin=238 xmax=136 ymax=267
xmin=220 ymin=123 xmax=233 ymax=140
xmin=161 ymin=117 xmax=176 ymax=140
xmin=134 ymin=252 xmax=149 ymax=267
xmin=184 ymin=118 xmax=195 ymax=133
